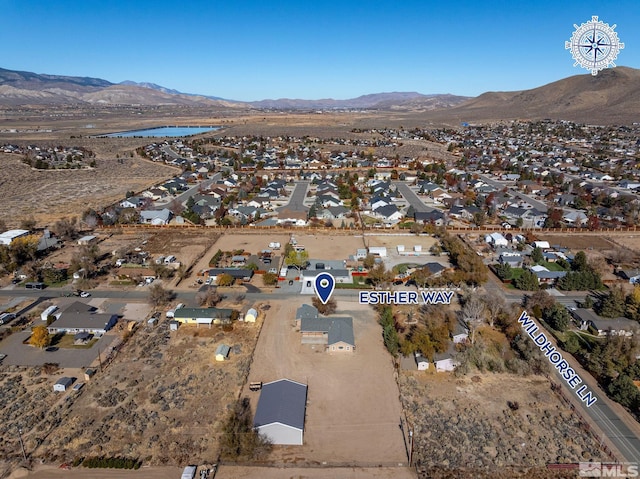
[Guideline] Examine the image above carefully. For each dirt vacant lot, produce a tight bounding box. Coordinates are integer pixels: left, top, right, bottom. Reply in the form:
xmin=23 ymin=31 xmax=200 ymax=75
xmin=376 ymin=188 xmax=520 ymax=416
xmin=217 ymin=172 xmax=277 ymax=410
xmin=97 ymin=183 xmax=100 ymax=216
xmin=0 ymin=150 xmax=178 ymax=227
xmin=245 ymin=297 xmax=407 ymax=466
xmin=536 ymin=234 xmax=614 ymax=251
xmin=399 ymin=372 xmax=608 ymax=471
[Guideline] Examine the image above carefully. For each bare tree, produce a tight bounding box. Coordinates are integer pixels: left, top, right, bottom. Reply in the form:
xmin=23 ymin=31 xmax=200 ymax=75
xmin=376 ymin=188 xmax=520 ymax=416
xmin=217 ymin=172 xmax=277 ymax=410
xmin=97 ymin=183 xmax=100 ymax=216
xmin=482 ymin=292 xmax=505 ymax=328
xmin=196 ymin=287 xmax=222 ymax=307
xmin=148 ymin=284 xmax=173 ymax=307
xmin=460 ymin=293 xmax=486 ymax=344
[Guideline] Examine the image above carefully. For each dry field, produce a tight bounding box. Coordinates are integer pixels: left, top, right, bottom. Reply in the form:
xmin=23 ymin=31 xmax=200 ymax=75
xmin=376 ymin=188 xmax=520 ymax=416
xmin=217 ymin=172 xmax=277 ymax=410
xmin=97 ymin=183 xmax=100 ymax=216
xmin=365 ymin=233 xmax=438 ymax=251
xmin=535 ymin=234 xmax=615 ymax=251
xmin=26 ymin=305 xmax=261 ymax=467
xmin=399 ymin=372 xmax=608 ymax=473
xmin=0 ymin=150 xmax=177 ymax=228
xmin=244 ymin=297 xmax=407 ymax=466
xmin=607 ymin=234 xmax=640 ymax=252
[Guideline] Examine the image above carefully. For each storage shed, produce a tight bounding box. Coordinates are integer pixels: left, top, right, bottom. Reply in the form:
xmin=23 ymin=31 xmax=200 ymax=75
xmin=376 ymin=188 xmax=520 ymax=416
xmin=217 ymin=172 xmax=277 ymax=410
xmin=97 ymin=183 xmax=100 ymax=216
xmin=215 ymin=344 xmax=230 ymax=361
xmin=53 ymin=377 xmax=73 ymax=392
xmin=244 ymin=308 xmax=258 ymax=323
xmin=254 ymin=379 xmax=307 ymax=445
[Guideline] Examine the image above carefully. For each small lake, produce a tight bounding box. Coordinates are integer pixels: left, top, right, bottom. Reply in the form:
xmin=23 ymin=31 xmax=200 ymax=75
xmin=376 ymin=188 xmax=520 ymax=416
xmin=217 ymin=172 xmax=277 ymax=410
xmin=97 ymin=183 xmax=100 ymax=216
xmin=100 ymin=126 xmax=220 ymax=138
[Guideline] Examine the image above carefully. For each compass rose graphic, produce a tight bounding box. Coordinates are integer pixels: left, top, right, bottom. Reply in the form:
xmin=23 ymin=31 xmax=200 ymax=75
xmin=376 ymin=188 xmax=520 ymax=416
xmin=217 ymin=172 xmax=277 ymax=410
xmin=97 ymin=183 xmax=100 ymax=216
xmin=565 ymin=16 xmax=624 ymax=75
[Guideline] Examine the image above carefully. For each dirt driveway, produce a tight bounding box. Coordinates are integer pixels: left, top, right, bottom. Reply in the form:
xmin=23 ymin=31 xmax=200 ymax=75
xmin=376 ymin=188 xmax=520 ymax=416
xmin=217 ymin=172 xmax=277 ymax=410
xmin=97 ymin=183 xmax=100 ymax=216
xmin=245 ymin=297 xmax=407 ymax=466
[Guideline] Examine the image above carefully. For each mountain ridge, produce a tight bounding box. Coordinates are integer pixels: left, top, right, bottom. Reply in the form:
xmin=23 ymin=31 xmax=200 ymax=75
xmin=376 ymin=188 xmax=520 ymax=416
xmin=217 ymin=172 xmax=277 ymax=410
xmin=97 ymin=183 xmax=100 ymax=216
xmin=0 ymin=66 xmax=639 ymax=123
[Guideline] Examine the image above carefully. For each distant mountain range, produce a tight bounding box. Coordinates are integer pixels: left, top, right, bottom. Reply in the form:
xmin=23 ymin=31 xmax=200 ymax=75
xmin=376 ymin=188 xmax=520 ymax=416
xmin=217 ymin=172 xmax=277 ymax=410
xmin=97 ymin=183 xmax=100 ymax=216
xmin=0 ymin=66 xmax=639 ymax=123
xmin=0 ymin=67 xmax=468 ymax=110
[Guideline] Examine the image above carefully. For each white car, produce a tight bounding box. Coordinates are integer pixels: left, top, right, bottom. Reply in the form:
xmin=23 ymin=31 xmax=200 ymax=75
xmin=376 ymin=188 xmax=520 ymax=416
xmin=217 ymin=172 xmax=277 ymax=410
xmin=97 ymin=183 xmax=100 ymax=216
xmin=80 ymin=291 xmax=91 ymax=298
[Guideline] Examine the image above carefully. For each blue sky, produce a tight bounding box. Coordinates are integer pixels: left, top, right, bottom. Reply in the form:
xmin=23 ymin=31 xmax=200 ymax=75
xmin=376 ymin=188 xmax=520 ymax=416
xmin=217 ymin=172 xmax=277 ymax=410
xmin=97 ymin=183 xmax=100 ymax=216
xmin=1 ymin=0 xmax=638 ymax=100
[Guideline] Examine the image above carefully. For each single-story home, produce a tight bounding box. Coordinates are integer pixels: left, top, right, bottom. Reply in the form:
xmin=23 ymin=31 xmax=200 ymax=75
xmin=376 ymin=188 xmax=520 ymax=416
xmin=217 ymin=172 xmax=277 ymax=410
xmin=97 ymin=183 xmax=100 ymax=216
xmin=53 ymin=377 xmax=74 ymax=392
xmin=140 ymin=208 xmax=172 ymax=225
xmin=300 ymin=269 xmax=352 ymax=295
xmin=300 ymin=316 xmax=355 ymax=352
xmin=207 ymin=268 xmax=254 ymax=283
xmin=573 ymin=308 xmax=637 ymax=337
xmin=47 ymin=302 xmax=117 ymax=336
xmin=173 ymin=307 xmax=234 ymax=327
xmin=77 ymin=235 xmax=97 ymax=245
xmin=254 ymin=379 xmax=308 ymax=445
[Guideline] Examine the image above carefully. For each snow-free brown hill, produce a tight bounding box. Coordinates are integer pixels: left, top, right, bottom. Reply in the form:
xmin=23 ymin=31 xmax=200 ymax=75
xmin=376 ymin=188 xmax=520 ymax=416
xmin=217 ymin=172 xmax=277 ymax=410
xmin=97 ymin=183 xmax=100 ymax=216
xmin=442 ymin=67 xmax=640 ymax=124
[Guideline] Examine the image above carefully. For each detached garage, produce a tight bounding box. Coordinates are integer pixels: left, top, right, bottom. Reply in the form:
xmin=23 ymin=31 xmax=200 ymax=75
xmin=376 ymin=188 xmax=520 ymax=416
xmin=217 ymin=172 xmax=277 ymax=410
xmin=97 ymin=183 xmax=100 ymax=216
xmin=253 ymin=379 xmax=307 ymax=445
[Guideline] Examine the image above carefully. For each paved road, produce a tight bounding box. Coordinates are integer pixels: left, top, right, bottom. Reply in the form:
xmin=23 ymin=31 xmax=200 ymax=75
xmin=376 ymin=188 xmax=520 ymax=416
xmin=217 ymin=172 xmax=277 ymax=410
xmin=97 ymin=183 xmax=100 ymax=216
xmin=153 ymin=172 xmax=221 ymax=210
xmin=277 ymin=181 xmax=309 ymax=212
xmin=479 ymin=174 xmax=548 ymax=212
xmin=476 ymin=272 xmax=640 ymax=461
xmin=393 ymin=182 xmax=431 ymax=213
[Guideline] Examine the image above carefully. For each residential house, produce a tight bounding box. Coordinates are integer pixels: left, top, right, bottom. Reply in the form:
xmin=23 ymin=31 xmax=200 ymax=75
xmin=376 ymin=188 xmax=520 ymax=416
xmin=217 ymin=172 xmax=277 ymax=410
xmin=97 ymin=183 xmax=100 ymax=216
xmin=300 ymin=316 xmax=355 ymax=352
xmin=47 ymin=302 xmax=117 ymax=336
xmin=573 ymin=308 xmax=637 ymax=337
xmin=173 ymin=307 xmax=234 ymax=327
xmin=140 ymin=208 xmax=172 ymax=225
xmin=620 ymin=268 xmax=640 ymax=284
xmin=414 ymin=209 xmax=446 ymax=226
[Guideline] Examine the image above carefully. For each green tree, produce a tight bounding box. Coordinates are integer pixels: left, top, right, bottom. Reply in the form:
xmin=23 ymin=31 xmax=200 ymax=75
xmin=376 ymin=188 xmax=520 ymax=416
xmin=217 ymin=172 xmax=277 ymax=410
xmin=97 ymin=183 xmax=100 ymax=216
xmin=572 ymin=251 xmax=588 ymax=272
xmin=494 ymin=262 xmax=512 ymax=280
xmin=543 ymin=303 xmax=570 ymax=332
xmin=514 ymin=269 xmax=539 ymax=291
xmin=29 ymin=325 xmax=50 ymax=349
xmin=598 ymin=287 xmax=626 ymax=318
xmin=285 ymin=250 xmax=309 ymax=271
xmin=262 ymin=272 xmax=277 ymax=286
xmin=531 ymin=247 xmax=543 ymax=264
xmin=217 ymin=273 xmax=234 ymax=286
xmin=608 ymin=375 xmax=640 ymax=411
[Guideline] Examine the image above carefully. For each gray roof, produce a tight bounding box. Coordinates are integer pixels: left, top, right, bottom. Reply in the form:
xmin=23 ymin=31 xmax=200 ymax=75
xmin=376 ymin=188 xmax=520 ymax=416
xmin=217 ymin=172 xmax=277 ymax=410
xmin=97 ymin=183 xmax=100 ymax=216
xmin=296 ymin=304 xmax=318 ymax=321
xmin=254 ymin=379 xmax=308 ymax=430
xmin=55 ymin=377 xmax=73 ymax=387
xmin=215 ymin=344 xmax=230 ymax=357
xmin=327 ymin=317 xmax=354 ymax=346
xmin=301 ymin=316 xmax=354 ymax=346
xmin=49 ymin=302 xmax=116 ymax=332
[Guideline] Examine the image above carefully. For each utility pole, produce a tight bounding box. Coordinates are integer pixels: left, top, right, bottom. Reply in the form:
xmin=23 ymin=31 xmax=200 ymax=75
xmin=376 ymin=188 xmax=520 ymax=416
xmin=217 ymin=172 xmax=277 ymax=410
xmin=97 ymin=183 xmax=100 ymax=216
xmin=98 ymin=347 xmax=103 ymax=372
xmin=18 ymin=428 xmax=27 ymax=462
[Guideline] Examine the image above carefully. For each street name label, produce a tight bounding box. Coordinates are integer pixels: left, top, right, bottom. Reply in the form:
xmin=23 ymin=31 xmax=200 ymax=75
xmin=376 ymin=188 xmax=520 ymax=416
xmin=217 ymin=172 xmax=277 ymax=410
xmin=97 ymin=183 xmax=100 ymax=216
xmin=518 ymin=311 xmax=597 ymax=407
xmin=358 ymin=290 xmax=453 ymax=305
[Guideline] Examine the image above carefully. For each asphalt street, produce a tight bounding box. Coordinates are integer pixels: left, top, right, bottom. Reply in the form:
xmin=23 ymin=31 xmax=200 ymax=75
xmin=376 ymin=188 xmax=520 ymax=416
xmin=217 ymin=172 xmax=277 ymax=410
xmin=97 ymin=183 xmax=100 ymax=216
xmin=277 ymin=181 xmax=309 ymax=212
xmin=393 ymin=182 xmax=430 ymax=212
xmin=479 ymin=174 xmax=548 ymax=212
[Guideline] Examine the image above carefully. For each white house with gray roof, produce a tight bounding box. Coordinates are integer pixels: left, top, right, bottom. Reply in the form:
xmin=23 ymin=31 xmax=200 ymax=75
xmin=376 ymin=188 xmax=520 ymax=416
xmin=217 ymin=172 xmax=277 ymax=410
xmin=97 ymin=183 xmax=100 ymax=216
xmin=253 ymin=379 xmax=308 ymax=445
